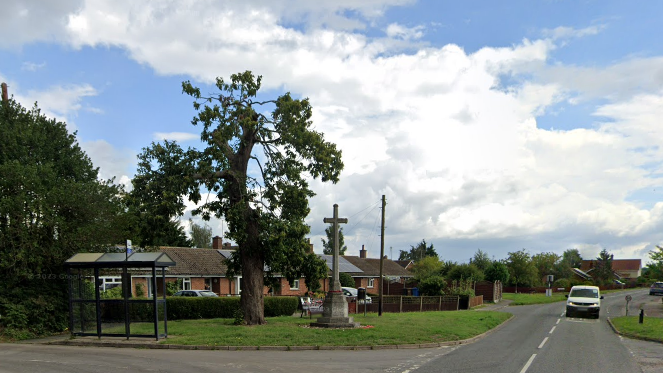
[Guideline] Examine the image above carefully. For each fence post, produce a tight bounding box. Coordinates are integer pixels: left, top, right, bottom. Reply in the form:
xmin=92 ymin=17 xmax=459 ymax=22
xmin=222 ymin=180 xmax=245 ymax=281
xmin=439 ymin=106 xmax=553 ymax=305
xmin=439 ymin=296 xmax=442 ymax=311
xmin=399 ymin=296 xmax=403 ymax=313
xmin=420 ymin=297 xmax=423 ymax=312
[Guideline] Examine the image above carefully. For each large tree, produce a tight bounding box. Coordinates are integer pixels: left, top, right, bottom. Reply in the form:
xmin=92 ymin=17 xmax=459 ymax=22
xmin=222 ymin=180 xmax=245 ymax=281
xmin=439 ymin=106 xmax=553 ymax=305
xmin=531 ymin=252 xmax=561 ymax=284
xmin=506 ymin=249 xmax=539 ymax=291
xmin=470 ymin=249 xmax=491 ymax=272
xmin=135 ymin=71 xmax=342 ymax=324
xmin=189 ymin=219 xmax=212 ymax=248
xmin=321 ymin=225 xmax=347 ymax=255
xmin=592 ymin=249 xmax=614 ymax=286
xmin=399 ymin=239 xmax=437 ymax=261
xmin=556 ymin=248 xmax=583 ymax=280
xmin=0 ymin=96 xmax=127 ymax=337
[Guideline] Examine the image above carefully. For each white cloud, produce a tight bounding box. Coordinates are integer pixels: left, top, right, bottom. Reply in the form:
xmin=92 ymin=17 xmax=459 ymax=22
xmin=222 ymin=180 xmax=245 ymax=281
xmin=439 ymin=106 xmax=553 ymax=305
xmin=542 ymin=25 xmax=605 ymax=41
xmin=385 ymin=23 xmax=425 ymax=40
xmin=80 ymin=140 xmax=135 ymax=182
xmin=21 ymin=61 xmax=47 ymax=71
xmin=3 ymin=1 xmax=663 ymax=264
xmin=153 ymin=132 xmax=199 ymax=142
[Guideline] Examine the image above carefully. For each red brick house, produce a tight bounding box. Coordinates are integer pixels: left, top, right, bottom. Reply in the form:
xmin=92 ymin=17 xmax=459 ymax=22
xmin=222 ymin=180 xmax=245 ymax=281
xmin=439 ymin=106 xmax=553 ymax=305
xmin=579 ymin=259 xmax=642 ymax=283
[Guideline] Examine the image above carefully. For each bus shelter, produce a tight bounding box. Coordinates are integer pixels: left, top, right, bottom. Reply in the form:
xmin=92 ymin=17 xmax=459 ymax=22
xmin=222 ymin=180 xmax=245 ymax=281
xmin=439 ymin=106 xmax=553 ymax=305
xmin=64 ymin=252 xmax=175 ymax=340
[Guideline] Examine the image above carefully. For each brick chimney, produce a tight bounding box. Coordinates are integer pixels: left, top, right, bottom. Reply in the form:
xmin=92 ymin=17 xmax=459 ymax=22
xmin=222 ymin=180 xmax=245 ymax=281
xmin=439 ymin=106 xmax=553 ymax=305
xmin=360 ymin=245 xmax=367 ymax=258
xmin=212 ymin=236 xmax=222 ymax=250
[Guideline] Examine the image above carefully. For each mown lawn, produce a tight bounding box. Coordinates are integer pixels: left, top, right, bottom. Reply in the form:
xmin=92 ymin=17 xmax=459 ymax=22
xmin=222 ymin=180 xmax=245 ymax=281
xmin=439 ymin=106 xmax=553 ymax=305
xmin=503 ymin=292 xmax=567 ymax=305
xmin=610 ymin=316 xmax=663 ymax=343
xmin=115 ymin=311 xmax=511 ymax=346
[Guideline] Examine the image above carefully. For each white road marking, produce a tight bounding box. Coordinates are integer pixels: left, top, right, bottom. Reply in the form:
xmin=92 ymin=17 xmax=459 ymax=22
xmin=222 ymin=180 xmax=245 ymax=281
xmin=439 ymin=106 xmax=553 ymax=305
xmin=560 ymin=312 xmax=565 ymax=317
xmin=519 ymin=354 xmax=537 ymax=373
xmin=556 ymin=318 xmax=560 ymax=325
xmin=538 ymin=337 xmax=548 ymax=349
xmin=549 ymin=326 xmax=556 ymax=334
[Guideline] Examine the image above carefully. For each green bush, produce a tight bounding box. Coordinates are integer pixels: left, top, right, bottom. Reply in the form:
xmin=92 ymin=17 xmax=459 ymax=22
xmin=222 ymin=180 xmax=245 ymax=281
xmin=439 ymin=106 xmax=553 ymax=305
xmin=339 ymin=272 xmax=355 ymax=288
xmin=264 ymin=297 xmax=298 ymax=317
xmin=419 ymin=275 xmax=446 ymax=296
xmin=553 ymin=278 xmax=571 ymax=289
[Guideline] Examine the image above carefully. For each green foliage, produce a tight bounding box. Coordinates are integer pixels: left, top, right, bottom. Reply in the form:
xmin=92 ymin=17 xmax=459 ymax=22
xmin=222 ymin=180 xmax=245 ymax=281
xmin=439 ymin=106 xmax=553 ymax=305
xmin=322 ymin=226 xmax=347 ymax=255
xmin=299 ymin=252 xmax=328 ymax=294
xmin=263 ymin=297 xmax=298 ymax=317
xmin=419 ymin=275 xmax=446 ymax=296
xmin=553 ymin=278 xmax=571 ymax=289
xmin=339 ymin=272 xmax=355 ymax=288
xmin=556 ymin=249 xmax=583 ymax=279
xmin=399 ymin=239 xmax=437 ymax=261
xmin=411 ymin=256 xmax=444 ymax=283
xmin=485 ymin=261 xmax=510 ymax=284
xmin=101 ymin=286 xmax=123 ymax=299
xmin=135 ymin=283 xmax=145 ymax=298
xmin=0 ymin=96 xmax=129 ymax=339
xmin=189 ymin=219 xmax=212 ymax=248
xmin=646 ymin=245 xmax=663 ymax=281
xmin=233 ymin=308 xmax=245 ymax=326
xmin=531 ymin=252 xmax=561 ymax=285
xmin=447 ymin=263 xmax=485 ymax=282
xmin=592 ymin=249 xmax=614 ymax=286
xmin=470 ymin=249 xmax=491 ymax=271
xmin=166 ymin=280 xmax=180 ymax=296
xmin=135 ymin=71 xmax=343 ymax=325
xmin=447 ymin=279 xmax=475 ymax=297
xmin=506 ymin=249 xmax=539 ymax=288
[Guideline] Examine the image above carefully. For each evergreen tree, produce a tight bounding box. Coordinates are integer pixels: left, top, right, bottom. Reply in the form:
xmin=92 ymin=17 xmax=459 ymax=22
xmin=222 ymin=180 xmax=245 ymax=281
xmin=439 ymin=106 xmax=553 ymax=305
xmin=0 ymin=96 xmax=127 ymax=338
xmin=399 ymin=239 xmax=437 ymax=260
xmin=321 ymin=225 xmax=347 ymax=255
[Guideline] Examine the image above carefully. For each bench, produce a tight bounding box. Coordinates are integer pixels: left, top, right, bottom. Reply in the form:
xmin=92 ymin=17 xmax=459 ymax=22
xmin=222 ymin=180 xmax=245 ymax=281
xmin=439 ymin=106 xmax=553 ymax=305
xmin=299 ymin=297 xmax=324 ymax=318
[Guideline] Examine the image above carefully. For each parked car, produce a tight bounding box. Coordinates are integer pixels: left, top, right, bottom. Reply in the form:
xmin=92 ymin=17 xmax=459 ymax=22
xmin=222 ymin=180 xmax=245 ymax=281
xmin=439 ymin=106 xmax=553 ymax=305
xmin=342 ymin=287 xmax=372 ymax=304
xmin=173 ymin=290 xmax=218 ymax=297
xmin=650 ymin=282 xmax=663 ymax=296
xmin=565 ymin=285 xmax=603 ymax=319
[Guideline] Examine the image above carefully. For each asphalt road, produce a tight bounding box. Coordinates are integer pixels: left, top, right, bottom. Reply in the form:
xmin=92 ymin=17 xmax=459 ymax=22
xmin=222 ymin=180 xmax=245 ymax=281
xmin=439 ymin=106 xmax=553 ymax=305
xmin=1 ymin=290 xmax=662 ymax=373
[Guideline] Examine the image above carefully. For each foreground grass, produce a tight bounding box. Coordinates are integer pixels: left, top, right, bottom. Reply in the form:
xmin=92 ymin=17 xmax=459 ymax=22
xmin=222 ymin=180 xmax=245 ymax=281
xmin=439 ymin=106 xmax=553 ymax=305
xmin=116 ymin=311 xmax=511 ymax=346
xmin=611 ymin=316 xmax=663 ymax=343
xmin=503 ymin=292 xmax=567 ymax=305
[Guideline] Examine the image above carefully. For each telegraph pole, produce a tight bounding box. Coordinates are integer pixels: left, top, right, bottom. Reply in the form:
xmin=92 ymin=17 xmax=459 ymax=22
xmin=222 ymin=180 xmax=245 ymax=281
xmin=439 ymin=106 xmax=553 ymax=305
xmin=378 ymin=195 xmax=386 ymax=316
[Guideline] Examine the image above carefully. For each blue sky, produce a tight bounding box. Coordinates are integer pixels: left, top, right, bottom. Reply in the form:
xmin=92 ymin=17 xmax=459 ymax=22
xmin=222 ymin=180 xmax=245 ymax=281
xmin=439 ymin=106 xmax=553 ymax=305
xmin=2 ymin=0 xmax=663 ymax=265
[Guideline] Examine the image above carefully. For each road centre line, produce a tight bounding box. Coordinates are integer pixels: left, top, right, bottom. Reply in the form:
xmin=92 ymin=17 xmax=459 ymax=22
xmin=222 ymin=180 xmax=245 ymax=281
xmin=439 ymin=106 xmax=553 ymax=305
xmin=556 ymin=318 xmax=560 ymax=324
xmin=519 ymin=354 xmax=537 ymax=373
xmin=538 ymin=337 xmax=548 ymax=349
xmin=549 ymin=326 xmax=556 ymax=334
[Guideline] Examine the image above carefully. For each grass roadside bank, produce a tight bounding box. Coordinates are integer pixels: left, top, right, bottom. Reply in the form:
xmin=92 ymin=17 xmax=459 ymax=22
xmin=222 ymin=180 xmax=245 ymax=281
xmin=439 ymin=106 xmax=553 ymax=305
xmin=610 ymin=316 xmax=663 ymax=343
xmin=503 ymin=288 xmax=639 ymax=306
xmin=105 ymin=311 xmax=511 ymax=347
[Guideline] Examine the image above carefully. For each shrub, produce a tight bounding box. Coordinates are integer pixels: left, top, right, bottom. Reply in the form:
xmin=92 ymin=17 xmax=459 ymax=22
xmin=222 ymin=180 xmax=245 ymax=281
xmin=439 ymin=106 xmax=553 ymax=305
xmin=135 ymin=283 xmax=145 ymax=297
xmin=419 ymin=276 xmax=446 ymax=296
xmin=553 ymin=278 xmax=571 ymax=289
xmin=339 ymin=272 xmax=355 ymax=288
xmin=264 ymin=297 xmax=298 ymax=317
xmin=447 ymin=279 xmax=476 ymax=297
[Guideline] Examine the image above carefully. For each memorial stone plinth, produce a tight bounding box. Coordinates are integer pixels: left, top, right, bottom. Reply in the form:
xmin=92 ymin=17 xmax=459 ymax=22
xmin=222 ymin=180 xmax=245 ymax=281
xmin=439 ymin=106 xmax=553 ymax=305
xmin=311 ymin=204 xmax=359 ymax=329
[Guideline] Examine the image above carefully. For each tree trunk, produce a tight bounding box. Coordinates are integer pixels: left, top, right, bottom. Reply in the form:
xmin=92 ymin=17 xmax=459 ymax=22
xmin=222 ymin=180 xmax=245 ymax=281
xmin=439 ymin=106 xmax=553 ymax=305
xmin=239 ymin=215 xmax=266 ymax=325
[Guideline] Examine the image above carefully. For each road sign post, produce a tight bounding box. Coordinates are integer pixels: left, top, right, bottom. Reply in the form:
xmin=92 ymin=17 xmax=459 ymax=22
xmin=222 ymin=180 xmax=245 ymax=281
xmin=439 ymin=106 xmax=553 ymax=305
xmin=625 ymin=295 xmax=632 ymax=316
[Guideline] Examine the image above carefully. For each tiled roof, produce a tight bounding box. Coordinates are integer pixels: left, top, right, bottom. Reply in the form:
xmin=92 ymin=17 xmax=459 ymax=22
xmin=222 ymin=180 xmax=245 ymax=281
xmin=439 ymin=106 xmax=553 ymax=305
xmin=394 ymin=260 xmax=413 ymax=269
xmin=341 ymin=256 xmax=413 ymax=277
xmin=580 ymin=259 xmax=641 ymax=272
xmin=159 ymin=247 xmax=228 ymax=276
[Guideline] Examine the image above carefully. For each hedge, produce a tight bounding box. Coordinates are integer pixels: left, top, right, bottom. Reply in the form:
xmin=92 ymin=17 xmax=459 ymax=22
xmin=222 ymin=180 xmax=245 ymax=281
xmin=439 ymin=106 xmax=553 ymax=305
xmin=100 ymin=296 xmax=298 ymax=321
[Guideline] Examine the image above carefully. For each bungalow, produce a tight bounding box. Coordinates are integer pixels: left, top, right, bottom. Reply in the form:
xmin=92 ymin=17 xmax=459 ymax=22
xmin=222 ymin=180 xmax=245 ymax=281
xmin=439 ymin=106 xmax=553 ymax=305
xmin=580 ymin=259 xmax=642 ymax=283
xmin=341 ymin=246 xmax=414 ymax=294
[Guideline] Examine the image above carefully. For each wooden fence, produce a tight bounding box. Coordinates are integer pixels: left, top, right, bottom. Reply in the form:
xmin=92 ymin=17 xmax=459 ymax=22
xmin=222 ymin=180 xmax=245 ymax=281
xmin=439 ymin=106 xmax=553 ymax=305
xmin=349 ymin=295 xmax=461 ymax=314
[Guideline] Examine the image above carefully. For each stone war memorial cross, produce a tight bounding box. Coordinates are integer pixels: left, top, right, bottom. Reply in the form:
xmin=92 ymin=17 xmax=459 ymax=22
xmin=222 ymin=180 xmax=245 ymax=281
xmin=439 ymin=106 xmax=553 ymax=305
xmin=310 ymin=204 xmax=359 ymax=328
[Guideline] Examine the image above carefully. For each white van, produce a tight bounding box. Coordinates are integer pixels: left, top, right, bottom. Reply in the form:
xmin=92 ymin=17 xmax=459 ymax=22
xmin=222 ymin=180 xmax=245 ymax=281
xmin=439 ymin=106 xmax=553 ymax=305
xmin=565 ymin=285 xmax=603 ymax=319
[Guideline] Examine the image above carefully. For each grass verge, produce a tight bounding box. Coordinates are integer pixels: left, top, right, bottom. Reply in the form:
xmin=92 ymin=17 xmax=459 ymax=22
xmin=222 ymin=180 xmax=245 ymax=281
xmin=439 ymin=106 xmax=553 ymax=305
xmin=503 ymin=292 xmax=567 ymax=305
xmin=610 ymin=316 xmax=663 ymax=343
xmin=112 ymin=311 xmax=511 ymax=346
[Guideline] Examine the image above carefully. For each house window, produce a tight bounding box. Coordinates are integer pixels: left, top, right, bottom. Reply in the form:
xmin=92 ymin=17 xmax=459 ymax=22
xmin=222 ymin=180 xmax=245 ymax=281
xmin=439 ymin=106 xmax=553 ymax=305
xmin=205 ymin=278 xmax=213 ymax=291
xmin=368 ymin=278 xmax=375 ymax=288
xmin=290 ymin=279 xmax=300 ymax=290
xmin=182 ymin=277 xmax=191 ymax=291
xmin=100 ymin=277 xmax=122 ymax=292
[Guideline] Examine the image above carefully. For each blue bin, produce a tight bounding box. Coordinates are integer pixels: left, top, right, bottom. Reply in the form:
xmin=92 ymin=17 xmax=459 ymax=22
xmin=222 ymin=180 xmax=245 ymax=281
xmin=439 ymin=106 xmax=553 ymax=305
xmin=411 ymin=287 xmax=419 ymax=296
